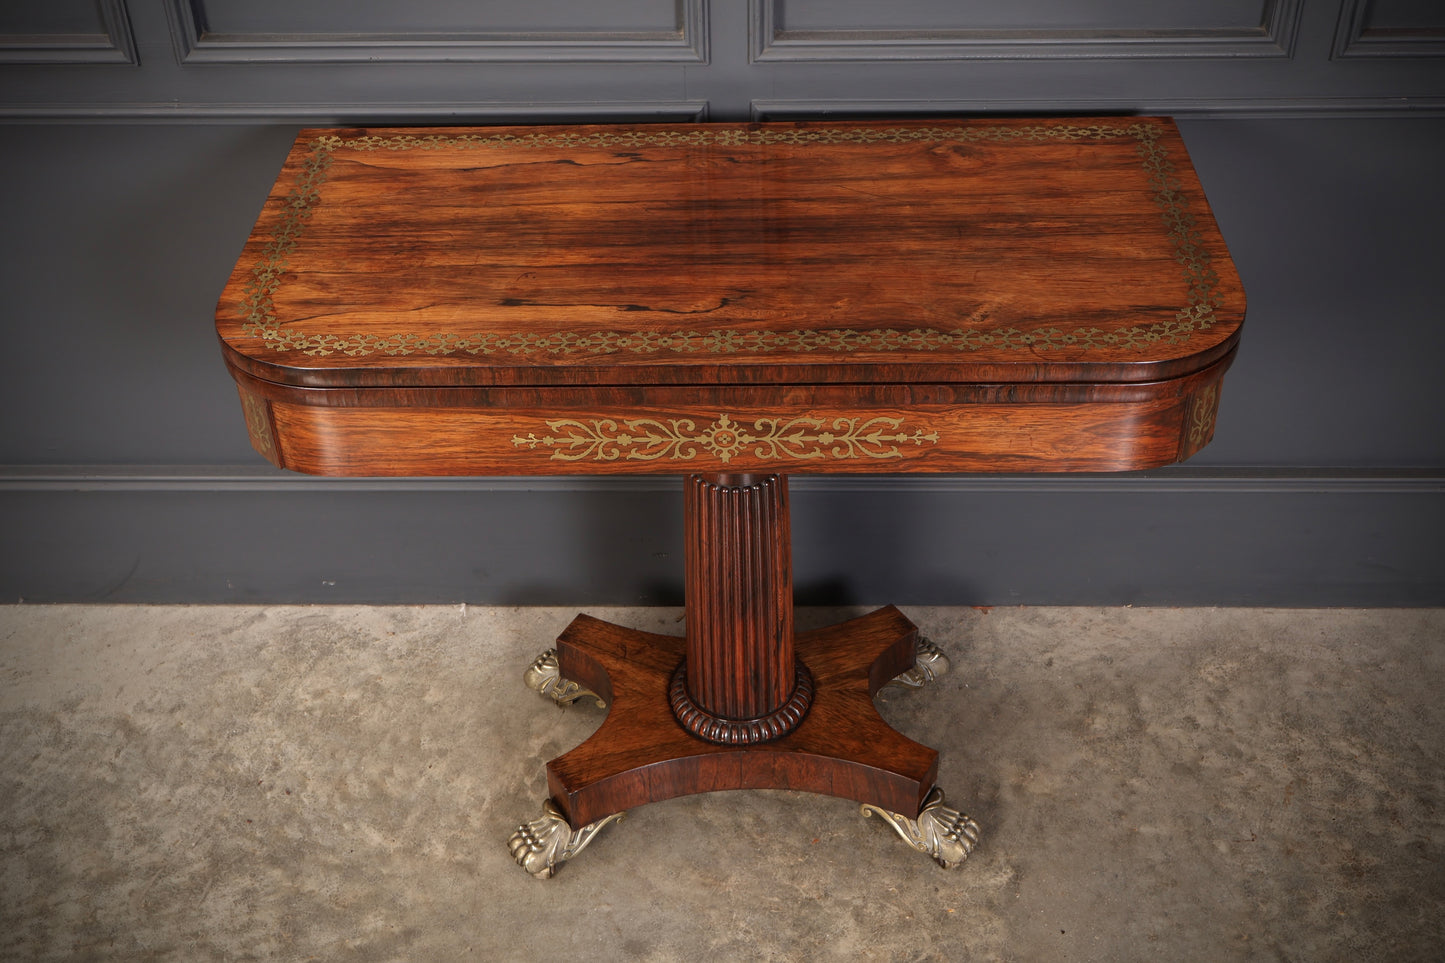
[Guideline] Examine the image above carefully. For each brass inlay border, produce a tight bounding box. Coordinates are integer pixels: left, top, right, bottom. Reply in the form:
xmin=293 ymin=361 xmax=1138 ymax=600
xmin=237 ymin=123 xmax=1222 ymax=360
xmin=510 ymin=413 xmax=940 ymax=463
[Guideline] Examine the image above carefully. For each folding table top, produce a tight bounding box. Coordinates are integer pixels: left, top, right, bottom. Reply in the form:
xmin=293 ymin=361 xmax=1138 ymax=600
xmin=217 ymin=118 xmax=1244 ymax=475
xmin=218 ymin=118 xmax=1242 ymax=391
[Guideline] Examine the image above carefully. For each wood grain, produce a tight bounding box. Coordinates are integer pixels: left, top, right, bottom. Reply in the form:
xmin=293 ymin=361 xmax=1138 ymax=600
xmin=682 ymin=473 xmax=796 ymax=726
xmin=215 ymin=120 xmax=1246 ymax=840
xmin=232 ymin=348 xmax=1232 ymax=474
xmin=547 ymin=607 xmax=937 ymax=828
xmin=219 ymin=118 xmax=1242 ymax=478
xmin=218 ymin=118 xmax=1243 ymax=394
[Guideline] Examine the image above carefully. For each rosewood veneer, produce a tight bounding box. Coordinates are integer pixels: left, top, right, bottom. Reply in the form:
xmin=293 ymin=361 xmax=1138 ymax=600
xmin=217 ymin=118 xmax=1244 ymax=875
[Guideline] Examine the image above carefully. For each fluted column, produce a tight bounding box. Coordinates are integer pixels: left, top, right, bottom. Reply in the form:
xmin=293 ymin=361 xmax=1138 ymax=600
xmin=672 ymin=473 xmax=811 ymax=744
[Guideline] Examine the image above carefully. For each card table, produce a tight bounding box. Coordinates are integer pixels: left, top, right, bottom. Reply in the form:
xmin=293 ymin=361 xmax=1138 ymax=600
xmin=217 ymin=118 xmax=1244 ymax=877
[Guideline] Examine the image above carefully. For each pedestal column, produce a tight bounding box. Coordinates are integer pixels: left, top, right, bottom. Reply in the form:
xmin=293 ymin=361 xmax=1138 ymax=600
xmin=671 ymin=473 xmax=813 ymax=744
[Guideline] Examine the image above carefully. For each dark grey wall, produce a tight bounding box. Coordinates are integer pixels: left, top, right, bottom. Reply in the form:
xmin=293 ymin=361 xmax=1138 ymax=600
xmin=2 ymin=0 xmax=1442 ymax=605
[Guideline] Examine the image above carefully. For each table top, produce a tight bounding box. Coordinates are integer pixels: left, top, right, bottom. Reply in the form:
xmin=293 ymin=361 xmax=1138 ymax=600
xmin=217 ymin=118 xmax=1244 ymax=476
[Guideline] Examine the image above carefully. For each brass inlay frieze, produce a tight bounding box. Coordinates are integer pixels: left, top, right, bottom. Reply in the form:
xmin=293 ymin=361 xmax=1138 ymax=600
xmin=510 ymin=413 xmax=939 ymax=464
xmin=1187 ymin=384 xmax=1220 ymax=449
xmin=236 ymin=123 xmax=1223 ymax=361
xmin=238 ymin=389 xmax=276 ymax=462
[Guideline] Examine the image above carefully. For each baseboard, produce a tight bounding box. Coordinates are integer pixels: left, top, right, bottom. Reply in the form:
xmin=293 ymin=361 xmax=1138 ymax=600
xmin=2 ymin=466 xmax=1440 ymax=606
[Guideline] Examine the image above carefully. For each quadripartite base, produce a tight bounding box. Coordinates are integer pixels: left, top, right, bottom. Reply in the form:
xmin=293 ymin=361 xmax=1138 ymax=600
xmin=542 ymin=605 xmax=940 ymax=830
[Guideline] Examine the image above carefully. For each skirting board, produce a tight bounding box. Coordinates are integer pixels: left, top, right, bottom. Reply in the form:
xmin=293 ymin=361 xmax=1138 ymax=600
xmin=2 ymin=468 xmax=1440 ymax=606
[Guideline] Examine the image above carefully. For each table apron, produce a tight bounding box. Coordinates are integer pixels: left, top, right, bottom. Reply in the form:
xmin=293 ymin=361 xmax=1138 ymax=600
xmin=236 ymin=367 xmax=1228 ymax=476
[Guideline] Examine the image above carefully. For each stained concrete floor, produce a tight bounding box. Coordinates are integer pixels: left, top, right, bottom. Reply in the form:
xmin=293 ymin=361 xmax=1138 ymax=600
xmin=0 ymin=605 xmax=1441 ymax=962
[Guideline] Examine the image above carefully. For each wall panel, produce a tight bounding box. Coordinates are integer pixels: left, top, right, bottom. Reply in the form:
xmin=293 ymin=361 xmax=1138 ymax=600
xmin=752 ymin=0 xmax=1302 ymax=60
xmin=1334 ymin=0 xmax=1445 ymax=57
xmin=0 ymin=0 xmax=1442 ymax=604
xmin=168 ymin=0 xmax=708 ymax=63
xmin=0 ymin=0 xmax=137 ymax=63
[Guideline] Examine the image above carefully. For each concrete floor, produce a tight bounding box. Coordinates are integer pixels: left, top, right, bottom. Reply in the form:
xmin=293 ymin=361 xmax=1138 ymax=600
xmin=0 ymin=605 xmax=1441 ymax=962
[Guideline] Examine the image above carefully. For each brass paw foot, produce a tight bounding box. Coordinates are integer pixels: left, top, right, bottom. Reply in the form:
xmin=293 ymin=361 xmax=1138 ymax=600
xmin=507 ymin=798 xmax=624 ymax=879
xmin=882 ymin=636 xmax=950 ymax=691
xmin=523 ymin=648 xmax=606 ymax=708
xmin=861 ymin=786 xmax=981 ymax=868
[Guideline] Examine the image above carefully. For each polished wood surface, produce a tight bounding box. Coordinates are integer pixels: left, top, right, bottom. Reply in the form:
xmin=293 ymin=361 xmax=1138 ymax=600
xmin=548 ymin=606 xmax=936 ymax=828
xmin=232 ymin=362 xmax=1228 ymax=475
xmin=219 ymin=118 xmax=1243 ymax=477
xmin=680 ymin=474 xmax=799 ymax=736
xmin=216 ymin=119 xmax=1244 ymax=836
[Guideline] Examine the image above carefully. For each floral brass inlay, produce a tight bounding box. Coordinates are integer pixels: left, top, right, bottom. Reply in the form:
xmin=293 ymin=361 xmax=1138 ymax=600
xmin=1187 ymin=384 xmax=1220 ymax=449
xmin=510 ymin=413 xmax=939 ymax=464
xmin=245 ymin=322 xmax=1190 ymax=360
xmin=239 ymin=389 xmax=276 ymax=462
xmin=236 ymin=122 xmax=1224 ymax=360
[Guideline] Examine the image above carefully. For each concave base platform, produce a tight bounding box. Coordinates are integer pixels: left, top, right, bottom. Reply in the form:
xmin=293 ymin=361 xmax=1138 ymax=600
xmin=545 ymin=605 xmax=939 ymax=829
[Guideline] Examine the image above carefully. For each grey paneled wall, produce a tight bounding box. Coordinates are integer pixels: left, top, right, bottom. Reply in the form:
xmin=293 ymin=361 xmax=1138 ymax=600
xmin=753 ymin=0 xmax=1302 ymax=60
xmin=1 ymin=0 xmax=1442 ymax=605
xmin=0 ymin=0 xmax=137 ymax=63
xmin=1335 ymin=0 xmax=1445 ymax=57
xmin=169 ymin=0 xmax=706 ymax=63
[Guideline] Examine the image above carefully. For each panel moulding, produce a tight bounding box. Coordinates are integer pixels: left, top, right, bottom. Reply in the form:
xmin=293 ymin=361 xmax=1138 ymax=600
xmin=0 ymin=101 xmax=711 ymax=124
xmin=1333 ymin=0 xmax=1445 ymax=58
xmin=751 ymin=0 xmax=1302 ymax=62
xmin=167 ymin=0 xmax=708 ymax=64
xmin=748 ymin=97 xmax=1445 ymax=120
xmin=0 ymin=0 xmax=138 ymax=64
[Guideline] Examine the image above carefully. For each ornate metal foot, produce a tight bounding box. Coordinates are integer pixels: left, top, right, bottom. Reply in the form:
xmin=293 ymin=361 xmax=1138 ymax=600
xmin=523 ymin=648 xmax=606 ymax=708
xmin=883 ymin=636 xmax=950 ymax=691
xmin=507 ymin=798 xmax=624 ymax=879
xmin=861 ymin=786 xmax=981 ymax=868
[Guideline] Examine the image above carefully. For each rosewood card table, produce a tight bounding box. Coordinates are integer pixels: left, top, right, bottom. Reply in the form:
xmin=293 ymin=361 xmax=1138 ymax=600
xmin=217 ymin=118 xmax=1244 ymax=878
